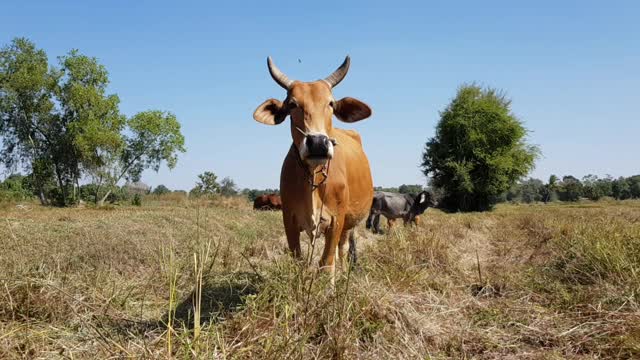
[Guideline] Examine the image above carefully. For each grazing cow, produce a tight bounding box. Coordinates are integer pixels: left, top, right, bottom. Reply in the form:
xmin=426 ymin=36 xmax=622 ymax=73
xmin=366 ymin=191 xmax=434 ymax=234
xmin=253 ymin=193 xmax=282 ymax=211
xmin=253 ymin=56 xmax=373 ymax=279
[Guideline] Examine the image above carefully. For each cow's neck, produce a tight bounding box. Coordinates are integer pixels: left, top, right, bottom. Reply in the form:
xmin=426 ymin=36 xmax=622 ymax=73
xmin=288 ymin=143 xmax=333 ymax=233
xmin=308 ymin=178 xmax=332 ymax=236
xmin=302 ymin=163 xmax=332 ymax=235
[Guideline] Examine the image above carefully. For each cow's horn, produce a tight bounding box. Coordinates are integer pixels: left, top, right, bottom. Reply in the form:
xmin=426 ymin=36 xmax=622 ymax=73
xmin=323 ymin=56 xmax=350 ymax=88
xmin=267 ymin=57 xmax=294 ymax=90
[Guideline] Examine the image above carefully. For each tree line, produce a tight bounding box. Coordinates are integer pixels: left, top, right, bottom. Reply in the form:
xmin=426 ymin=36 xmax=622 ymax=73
xmin=0 ymin=167 xmax=279 ymax=205
xmin=0 ymin=37 xmax=185 ymax=206
xmin=3 ymin=39 xmax=636 ymax=212
xmin=0 ymin=172 xmax=152 ymax=204
xmin=503 ymin=174 xmax=640 ymax=203
xmin=373 ymin=184 xmax=424 ymax=195
xmin=184 ymin=171 xmax=279 ymax=202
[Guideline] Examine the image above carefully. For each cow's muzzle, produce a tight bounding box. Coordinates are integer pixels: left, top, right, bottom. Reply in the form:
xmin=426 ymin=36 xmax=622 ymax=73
xmin=300 ymin=134 xmax=334 ymax=165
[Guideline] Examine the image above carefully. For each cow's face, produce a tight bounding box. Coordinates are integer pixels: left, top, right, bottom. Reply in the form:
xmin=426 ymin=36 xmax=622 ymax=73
xmin=254 ymin=57 xmax=371 ymax=167
xmin=408 ymin=191 xmax=436 ymax=222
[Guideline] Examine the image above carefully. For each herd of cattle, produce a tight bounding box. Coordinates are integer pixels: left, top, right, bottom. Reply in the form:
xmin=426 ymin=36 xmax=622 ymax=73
xmin=252 ymin=55 xmax=434 ymax=279
xmin=254 ymin=190 xmax=435 ymax=234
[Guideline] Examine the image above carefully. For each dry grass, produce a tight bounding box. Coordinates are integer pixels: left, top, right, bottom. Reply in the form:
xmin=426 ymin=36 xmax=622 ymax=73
xmin=1 ymin=198 xmax=639 ymax=359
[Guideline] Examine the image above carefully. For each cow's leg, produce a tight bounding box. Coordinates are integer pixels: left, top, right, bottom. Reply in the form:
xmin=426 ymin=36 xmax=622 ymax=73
xmin=319 ymin=215 xmax=345 ymax=284
xmin=373 ymin=214 xmax=382 ymax=234
xmin=283 ymin=214 xmax=301 ymax=259
xmin=365 ymin=212 xmax=374 ymax=230
xmin=413 ymin=215 xmax=421 ymax=226
xmin=387 ymin=218 xmax=397 ymax=232
xmin=338 ymin=228 xmax=358 ymax=272
xmin=337 ymin=228 xmax=349 ymax=272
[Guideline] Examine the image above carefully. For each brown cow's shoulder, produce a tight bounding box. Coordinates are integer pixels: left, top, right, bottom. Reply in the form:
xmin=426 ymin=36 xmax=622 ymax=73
xmin=334 ymin=128 xmax=363 ymax=146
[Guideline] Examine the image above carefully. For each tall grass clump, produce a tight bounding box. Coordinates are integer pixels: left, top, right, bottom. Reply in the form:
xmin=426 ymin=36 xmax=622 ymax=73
xmin=161 ymin=237 xmax=180 ymax=355
xmin=365 ymin=223 xmax=461 ymax=294
xmin=532 ymin=213 xmax=640 ymax=304
xmin=556 ymin=221 xmax=640 ymax=287
xmin=520 ymin=209 xmax=640 ymax=357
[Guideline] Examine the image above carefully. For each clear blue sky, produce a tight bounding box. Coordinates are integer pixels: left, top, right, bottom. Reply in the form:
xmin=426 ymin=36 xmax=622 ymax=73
xmin=2 ymin=1 xmax=638 ymax=190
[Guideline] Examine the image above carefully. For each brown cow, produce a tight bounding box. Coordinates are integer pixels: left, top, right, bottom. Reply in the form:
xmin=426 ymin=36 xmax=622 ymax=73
xmin=253 ymin=56 xmax=373 ymax=281
xmin=253 ymin=193 xmax=282 ymax=211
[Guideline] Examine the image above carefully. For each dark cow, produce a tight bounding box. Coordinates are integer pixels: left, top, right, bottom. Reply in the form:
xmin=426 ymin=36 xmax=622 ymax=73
xmin=253 ymin=193 xmax=282 ymax=211
xmin=366 ymin=191 xmax=435 ymax=234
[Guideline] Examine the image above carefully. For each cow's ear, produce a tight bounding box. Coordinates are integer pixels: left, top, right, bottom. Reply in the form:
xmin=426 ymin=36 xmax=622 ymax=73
xmin=254 ymin=99 xmax=288 ymax=125
xmin=334 ymin=97 xmax=372 ymax=123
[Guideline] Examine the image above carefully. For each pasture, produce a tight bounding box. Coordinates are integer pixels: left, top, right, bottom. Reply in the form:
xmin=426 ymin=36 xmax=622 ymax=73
xmin=1 ymin=197 xmax=639 ymax=359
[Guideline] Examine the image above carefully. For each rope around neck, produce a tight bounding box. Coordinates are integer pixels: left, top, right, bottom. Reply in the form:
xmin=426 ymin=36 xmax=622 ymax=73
xmin=291 ymin=143 xmax=332 ymax=264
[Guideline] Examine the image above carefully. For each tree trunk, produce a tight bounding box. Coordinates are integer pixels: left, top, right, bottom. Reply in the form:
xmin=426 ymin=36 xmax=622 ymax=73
xmin=94 ymin=185 xmax=101 ymax=205
xmin=33 ymin=174 xmax=48 ymax=206
xmin=99 ymin=189 xmax=112 ymax=207
xmin=53 ymin=164 xmax=67 ymax=207
xmin=75 ymin=177 xmax=81 ymax=205
xmin=72 ymin=178 xmax=77 ymax=205
xmin=37 ymin=188 xmax=48 ymax=206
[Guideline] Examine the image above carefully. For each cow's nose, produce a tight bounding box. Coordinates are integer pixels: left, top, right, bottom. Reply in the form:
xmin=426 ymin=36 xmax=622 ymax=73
xmin=305 ymin=134 xmax=330 ymax=158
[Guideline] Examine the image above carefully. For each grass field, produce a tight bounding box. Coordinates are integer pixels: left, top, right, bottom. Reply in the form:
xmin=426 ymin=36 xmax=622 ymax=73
xmin=1 ymin=196 xmax=640 ymax=359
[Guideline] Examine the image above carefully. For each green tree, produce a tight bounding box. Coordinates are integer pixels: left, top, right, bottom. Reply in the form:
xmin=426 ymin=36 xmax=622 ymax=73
xmin=421 ymin=85 xmax=539 ymax=211
xmin=97 ymin=110 xmax=185 ymax=205
xmin=629 ymin=176 xmax=640 ymax=199
xmin=59 ymin=50 xmax=126 ymax=205
xmin=1 ymin=40 xmax=127 ymax=206
xmin=504 ymin=183 xmax=521 ymax=202
xmin=0 ymin=38 xmax=59 ymax=204
xmin=542 ymin=174 xmax=560 ymax=202
xmin=152 ymin=184 xmax=171 ymax=195
xmin=373 ymin=186 xmax=399 ymax=193
xmin=502 ymin=178 xmax=545 ymax=203
xmin=519 ymin=178 xmax=545 ymax=203
xmin=0 ymin=174 xmax=32 ymax=201
xmin=612 ymin=177 xmax=631 ymax=200
xmin=1 ymin=37 xmax=185 ymax=207
xmin=191 ymin=171 xmax=220 ymax=196
xmin=558 ymin=175 xmax=583 ymax=202
xmin=220 ymin=177 xmax=238 ymax=196
xmin=582 ymin=175 xmax=612 ymax=201
xmin=398 ymin=184 xmax=424 ymax=195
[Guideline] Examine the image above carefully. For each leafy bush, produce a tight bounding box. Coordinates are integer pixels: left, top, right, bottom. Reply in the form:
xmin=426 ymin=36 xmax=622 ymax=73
xmin=422 ymin=85 xmax=538 ymax=211
xmin=557 ymin=176 xmax=583 ymax=202
xmin=190 ymin=172 xmax=220 ymax=197
xmin=0 ymin=174 xmax=32 ymax=201
xmin=152 ymin=184 xmax=171 ymax=195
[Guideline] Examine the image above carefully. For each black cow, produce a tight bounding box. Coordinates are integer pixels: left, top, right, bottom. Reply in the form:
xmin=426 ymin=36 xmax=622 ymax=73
xmin=366 ymin=191 xmax=435 ymax=234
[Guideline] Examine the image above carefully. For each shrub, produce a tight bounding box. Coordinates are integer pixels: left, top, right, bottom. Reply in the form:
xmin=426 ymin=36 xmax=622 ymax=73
xmin=422 ymin=85 xmax=538 ymax=212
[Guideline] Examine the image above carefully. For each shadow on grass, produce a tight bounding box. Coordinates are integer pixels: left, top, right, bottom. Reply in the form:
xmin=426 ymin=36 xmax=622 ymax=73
xmin=105 ymin=271 xmax=262 ymax=337
xmin=170 ymin=271 xmax=261 ymax=327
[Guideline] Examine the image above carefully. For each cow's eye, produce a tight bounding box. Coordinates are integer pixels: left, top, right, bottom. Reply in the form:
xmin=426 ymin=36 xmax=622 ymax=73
xmin=328 ymin=100 xmax=336 ymax=108
xmin=288 ymin=99 xmax=298 ymax=108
